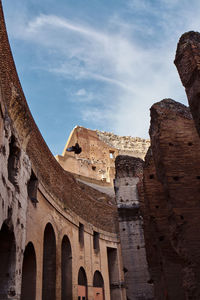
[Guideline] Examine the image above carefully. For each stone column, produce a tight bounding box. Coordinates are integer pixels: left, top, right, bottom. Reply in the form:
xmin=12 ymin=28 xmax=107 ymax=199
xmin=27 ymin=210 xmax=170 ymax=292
xmin=114 ymin=155 xmax=153 ymax=300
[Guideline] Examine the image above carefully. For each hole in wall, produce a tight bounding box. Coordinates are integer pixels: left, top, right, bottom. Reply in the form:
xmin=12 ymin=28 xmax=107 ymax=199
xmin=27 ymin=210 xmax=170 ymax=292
xmin=159 ymin=236 xmax=165 ymax=242
xmin=149 ymin=174 xmax=154 ymax=179
xmin=147 ymin=279 xmax=154 ymax=284
xmin=188 ymin=142 xmax=193 ymax=146
xmin=7 ymin=135 xmax=21 ymax=191
xmin=79 ymin=223 xmax=84 ymax=247
xmin=93 ymin=231 xmax=100 ymax=251
xmin=27 ymin=170 xmax=38 ymax=206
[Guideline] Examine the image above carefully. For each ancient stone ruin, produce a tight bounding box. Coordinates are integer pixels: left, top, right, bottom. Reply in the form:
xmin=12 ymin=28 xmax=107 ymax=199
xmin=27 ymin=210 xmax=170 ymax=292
xmin=56 ymin=125 xmax=150 ymax=186
xmin=1 ymin=0 xmax=200 ymax=297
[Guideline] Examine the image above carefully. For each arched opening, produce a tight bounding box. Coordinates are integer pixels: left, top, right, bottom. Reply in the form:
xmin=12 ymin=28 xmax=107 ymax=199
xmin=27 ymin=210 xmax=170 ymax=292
xmin=0 ymin=222 xmax=16 ymax=299
xmin=78 ymin=267 xmax=87 ymax=300
xmin=107 ymin=247 xmax=121 ymax=299
xmin=93 ymin=271 xmax=104 ymax=300
xmin=42 ymin=223 xmax=56 ymax=300
xmin=61 ymin=235 xmax=72 ymax=300
xmin=21 ymin=242 xmax=36 ymax=300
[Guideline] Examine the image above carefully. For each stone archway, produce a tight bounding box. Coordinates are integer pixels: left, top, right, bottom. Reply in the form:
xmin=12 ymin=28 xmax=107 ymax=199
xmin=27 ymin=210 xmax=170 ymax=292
xmin=0 ymin=222 xmax=16 ymax=300
xmin=42 ymin=223 xmax=56 ymax=300
xmin=21 ymin=242 xmax=36 ymax=300
xmin=93 ymin=271 xmax=104 ymax=300
xmin=78 ymin=267 xmax=87 ymax=300
xmin=61 ymin=235 xmax=72 ymax=300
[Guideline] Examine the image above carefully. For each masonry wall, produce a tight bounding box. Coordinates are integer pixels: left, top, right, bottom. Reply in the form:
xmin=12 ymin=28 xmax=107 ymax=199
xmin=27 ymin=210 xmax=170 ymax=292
xmin=56 ymin=126 xmax=117 ymax=184
xmin=115 ymin=155 xmax=153 ymax=300
xmin=56 ymin=126 xmax=150 ymax=186
xmin=142 ymin=99 xmax=200 ymax=300
xmin=175 ymin=31 xmax=200 ymax=137
xmin=0 ymin=1 xmax=126 ymax=299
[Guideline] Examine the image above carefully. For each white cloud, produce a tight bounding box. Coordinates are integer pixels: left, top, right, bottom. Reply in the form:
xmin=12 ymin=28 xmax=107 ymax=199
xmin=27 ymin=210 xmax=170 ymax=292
xmin=6 ymin=1 xmax=200 ymax=139
xmin=76 ymin=89 xmax=86 ymax=96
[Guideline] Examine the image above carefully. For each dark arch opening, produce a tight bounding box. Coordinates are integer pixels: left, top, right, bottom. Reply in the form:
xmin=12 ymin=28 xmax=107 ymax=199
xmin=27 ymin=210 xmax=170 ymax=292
xmin=42 ymin=223 xmax=56 ymax=300
xmin=61 ymin=235 xmax=72 ymax=300
xmin=78 ymin=267 xmax=87 ymax=286
xmin=93 ymin=271 xmax=104 ymax=287
xmin=93 ymin=271 xmax=104 ymax=300
xmin=0 ymin=222 xmax=16 ymax=299
xmin=78 ymin=267 xmax=87 ymax=300
xmin=21 ymin=242 xmax=36 ymax=300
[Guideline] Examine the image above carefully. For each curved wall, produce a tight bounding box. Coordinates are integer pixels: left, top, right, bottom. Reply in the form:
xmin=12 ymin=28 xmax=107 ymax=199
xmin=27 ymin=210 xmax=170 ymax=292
xmin=0 ymin=0 xmax=118 ymax=233
xmin=0 ymin=1 xmax=125 ymax=299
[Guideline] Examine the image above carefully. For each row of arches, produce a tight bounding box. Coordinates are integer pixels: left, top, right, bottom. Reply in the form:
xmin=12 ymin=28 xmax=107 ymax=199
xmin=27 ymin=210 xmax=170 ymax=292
xmin=0 ymin=221 xmax=104 ymax=299
xmin=78 ymin=267 xmax=104 ymax=300
xmin=21 ymin=223 xmax=73 ymax=300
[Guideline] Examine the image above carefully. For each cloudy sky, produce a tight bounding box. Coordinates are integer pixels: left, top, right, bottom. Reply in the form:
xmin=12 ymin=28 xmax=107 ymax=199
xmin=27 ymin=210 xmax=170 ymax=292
xmin=2 ymin=0 xmax=200 ymax=155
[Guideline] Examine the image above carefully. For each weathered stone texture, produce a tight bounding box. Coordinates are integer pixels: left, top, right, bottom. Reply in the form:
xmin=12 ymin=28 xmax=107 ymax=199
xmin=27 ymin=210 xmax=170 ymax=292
xmin=115 ymin=155 xmax=153 ymax=300
xmin=0 ymin=96 xmax=31 ymax=299
xmin=0 ymin=1 xmax=126 ymax=299
xmin=143 ymin=99 xmax=200 ymax=299
xmin=96 ymin=130 xmax=150 ymax=159
xmin=56 ymin=126 xmax=150 ymax=187
xmin=142 ymin=147 xmax=185 ymax=300
xmin=175 ymin=31 xmax=200 ymax=137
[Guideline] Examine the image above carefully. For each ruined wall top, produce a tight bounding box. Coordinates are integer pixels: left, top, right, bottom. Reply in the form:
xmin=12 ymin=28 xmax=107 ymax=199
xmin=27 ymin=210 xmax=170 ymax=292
xmin=175 ymin=31 xmax=200 ymax=88
xmin=96 ymin=129 xmax=150 ymax=158
xmin=115 ymin=155 xmax=144 ymax=178
xmin=56 ymin=126 xmax=149 ymax=185
xmin=175 ymin=31 xmax=200 ymax=137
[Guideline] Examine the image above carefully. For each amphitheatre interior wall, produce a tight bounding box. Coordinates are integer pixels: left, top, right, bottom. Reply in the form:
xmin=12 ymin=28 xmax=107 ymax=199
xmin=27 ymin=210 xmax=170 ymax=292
xmin=56 ymin=126 xmax=150 ymax=186
xmin=0 ymin=1 xmax=126 ymax=299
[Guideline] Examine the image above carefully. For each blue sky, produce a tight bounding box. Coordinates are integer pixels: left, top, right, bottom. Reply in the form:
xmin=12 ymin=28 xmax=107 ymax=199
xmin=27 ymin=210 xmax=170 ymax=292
xmin=2 ymin=0 xmax=200 ymax=155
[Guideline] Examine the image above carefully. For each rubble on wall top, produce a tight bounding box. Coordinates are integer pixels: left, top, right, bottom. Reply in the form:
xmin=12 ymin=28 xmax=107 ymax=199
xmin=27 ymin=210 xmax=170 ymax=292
xmin=95 ymin=129 xmax=150 ymax=151
xmin=150 ymin=98 xmax=192 ymax=120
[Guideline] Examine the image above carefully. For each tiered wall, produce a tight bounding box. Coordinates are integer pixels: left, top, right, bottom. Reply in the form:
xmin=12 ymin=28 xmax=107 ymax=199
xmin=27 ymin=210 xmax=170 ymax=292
xmin=0 ymin=1 xmax=126 ymax=299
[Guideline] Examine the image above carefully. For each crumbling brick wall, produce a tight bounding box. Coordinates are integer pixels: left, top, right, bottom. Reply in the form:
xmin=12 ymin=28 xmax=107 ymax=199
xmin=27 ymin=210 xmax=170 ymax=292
xmin=175 ymin=31 xmax=200 ymax=137
xmin=142 ymin=99 xmax=200 ymax=300
xmin=0 ymin=90 xmax=31 ymax=299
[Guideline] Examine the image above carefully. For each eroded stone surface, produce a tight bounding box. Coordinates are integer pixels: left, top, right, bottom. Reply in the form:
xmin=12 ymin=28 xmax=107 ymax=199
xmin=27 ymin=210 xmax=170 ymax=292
xmin=56 ymin=126 xmax=150 ymax=186
xmin=0 ymin=96 xmax=31 ymax=299
xmin=175 ymin=31 xmax=200 ymax=137
xmin=115 ymin=155 xmax=153 ymax=300
xmin=143 ymin=99 xmax=200 ymax=299
xmin=0 ymin=1 xmax=126 ymax=299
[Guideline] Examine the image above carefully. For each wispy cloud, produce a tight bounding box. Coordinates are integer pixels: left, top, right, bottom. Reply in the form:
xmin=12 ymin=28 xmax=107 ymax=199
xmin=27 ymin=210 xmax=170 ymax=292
xmin=75 ymin=89 xmax=86 ymax=96
xmin=5 ymin=0 xmax=200 ymax=142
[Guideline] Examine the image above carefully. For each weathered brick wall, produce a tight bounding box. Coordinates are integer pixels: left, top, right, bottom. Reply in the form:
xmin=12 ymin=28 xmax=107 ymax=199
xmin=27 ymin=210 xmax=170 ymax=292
xmin=56 ymin=126 xmax=150 ymax=186
xmin=0 ymin=1 xmax=126 ymax=299
xmin=143 ymin=99 xmax=200 ymax=299
xmin=142 ymin=147 xmax=184 ymax=300
xmin=0 ymin=0 xmax=118 ymax=234
xmin=0 ymin=87 xmax=31 ymax=299
xmin=96 ymin=130 xmax=150 ymax=159
xmin=115 ymin=155 xmax=153 ymax=300
xmin=175 ymin=31 xmax=200 ymax=137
